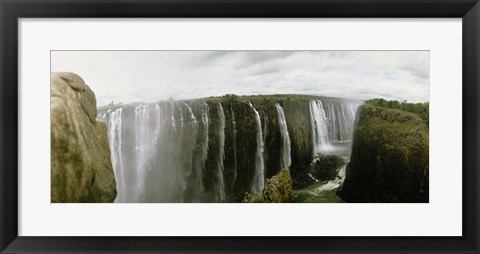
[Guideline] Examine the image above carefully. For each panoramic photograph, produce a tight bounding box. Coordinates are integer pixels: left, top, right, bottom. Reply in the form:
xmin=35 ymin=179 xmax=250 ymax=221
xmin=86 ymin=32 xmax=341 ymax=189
xmin=50 ymin=50 xmax=429 ymax=203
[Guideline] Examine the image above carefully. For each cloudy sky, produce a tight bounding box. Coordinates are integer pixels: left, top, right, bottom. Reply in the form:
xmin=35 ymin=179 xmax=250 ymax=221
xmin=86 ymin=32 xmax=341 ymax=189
xmin=51 ymin=51 xmax=429 ymax=107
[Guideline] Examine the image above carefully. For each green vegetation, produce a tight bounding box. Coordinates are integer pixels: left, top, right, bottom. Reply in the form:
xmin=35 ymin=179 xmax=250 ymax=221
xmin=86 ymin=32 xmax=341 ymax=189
xmin=338 ymin=104 xmax=429 ymax=202
xmin=181 ymin=94 xmax=360 ymax=106
xmin=366 ymin=98 xmax=429 ymax=127
xmin=292 ymin=183 xmax=343 ymax=203
xmin=243 ymin=169 xmax=293 ymax=203
xmin=98 ymin=94 xmax=363 ymax=115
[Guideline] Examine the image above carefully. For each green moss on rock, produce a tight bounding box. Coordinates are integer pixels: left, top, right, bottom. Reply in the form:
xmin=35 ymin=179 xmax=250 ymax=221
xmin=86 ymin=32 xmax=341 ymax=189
xmin=338 ymin=105 xmax=429 ymax=202
xmin=312 ymin=155 xmax=345 ymax=181
xmin=243 ymin=169 xmax=293 ymax=203
xmin=293 ymin=190 xmax=343 ymax=203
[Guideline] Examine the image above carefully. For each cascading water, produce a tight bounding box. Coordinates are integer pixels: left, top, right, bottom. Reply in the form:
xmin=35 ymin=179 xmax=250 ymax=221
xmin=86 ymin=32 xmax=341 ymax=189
xmin=100 ymin=102 xmax=200 ymax=202
xmin=309 ymin=100 xmax=330 ymax=154
xmin=247 ymin=101 xmax=265 ymax=195
xmin=169 ymin=101 xmax=176 ymax=131
xmin=324 ymin=102 xmax=359 ymax=143
xmin=230 ymin=106 xmax=238 ymax=188
xmin=275 ymin=103 xmax=291 ymax=169
xmin=102 ymin=108 xmax=126 ymax=202
xmin=195 ymin=102 xmax=209 ymax=192
xmin=98 ymin=97 xmax=361 ymax=202
xmin=307 ymin=99 xmax=361 ymax=200
xmin=182 ymin=102 xmax=200 ymax=194
xmin=309 ymin=100 xmax=360 ymax=156
xmin=134 ymin=104 xmax=160 ymax=200
xmin=216 ymin=103 xmax=226 ymax=201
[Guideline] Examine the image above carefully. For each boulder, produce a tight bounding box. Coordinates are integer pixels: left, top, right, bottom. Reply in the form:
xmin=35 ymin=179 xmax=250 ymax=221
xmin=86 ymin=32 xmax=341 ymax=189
xmin=312 ymin=154 xmax=345 ymax=181
xmin=243 ymin=169 xmax=292 ymax=203
xmin=290 ymin=163 xmax=315 ymax=189
xmin=51 ymin=72 xmax=117 ymax=202
xmin=338 ymin=105 xmax=429 ymax=202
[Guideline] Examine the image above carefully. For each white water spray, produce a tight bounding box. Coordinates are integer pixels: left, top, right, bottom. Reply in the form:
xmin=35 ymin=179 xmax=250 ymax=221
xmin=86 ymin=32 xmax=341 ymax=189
xmin=105 ymin=108 xmax=126 ymax=202
xmin=275 ymin=103 xmax=291 ymax=169
xmin=217 ymin=103 xmax=226 ymax=201
xmin=309 ymin=100 xmax=330 ymax=154
xmin=247 ymin=101 xmax=265 ymax=195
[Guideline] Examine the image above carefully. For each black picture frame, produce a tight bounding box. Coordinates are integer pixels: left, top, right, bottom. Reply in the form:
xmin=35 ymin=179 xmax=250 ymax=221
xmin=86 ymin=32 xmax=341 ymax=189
xmin=1 ymin=0 xmax=479 ymax=253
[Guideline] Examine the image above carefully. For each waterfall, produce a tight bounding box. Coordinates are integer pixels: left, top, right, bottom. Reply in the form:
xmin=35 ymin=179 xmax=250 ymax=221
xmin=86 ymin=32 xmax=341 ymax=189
xmin=169 ymin=101 xmax=176 ymax=131
xmin=134 ymin=105 xmax=148 ymax=199
xmin=216 ymin=103 xmax=226 ymax=201
xmin=99 ymin=102 xmax=202 ymax=202
xmin=309 ymin=100 xmax=329 ymax=154
xmin=230 ymin=106 xmax=238 ymax=188
xmin=104 ymin=108 xmax=126 ymax=202
xmin=134 ymin=103 xmax=163 ymax=201
xmin=309 ymin=100 xmax=360 ymax=156
xmin=324 ymin=102 xmax=359 ymax=143
xmin=161 ymin=102 xmax=189 ymax=202
xmin=178 ymin=103 xmax=184 ymax=128
xmin=275 ymin=103 xmax=291 ymax=169
xmin=196 ymin=102 xmax=209 ymax=192
xmin=182 ymin=102 xmax=200 ymax=193
xmin=247 ymin=101 xmax=265 ymax=195
xmin=98 ymin=97 xmax=360 ymax=202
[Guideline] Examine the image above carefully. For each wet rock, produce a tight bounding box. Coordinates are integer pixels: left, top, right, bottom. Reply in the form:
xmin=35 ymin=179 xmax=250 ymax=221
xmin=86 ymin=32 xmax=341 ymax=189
xmin=290 ymin=164 xmax=315 ymax=189
xmin=312 ymin=154 xmax=345 ymax=181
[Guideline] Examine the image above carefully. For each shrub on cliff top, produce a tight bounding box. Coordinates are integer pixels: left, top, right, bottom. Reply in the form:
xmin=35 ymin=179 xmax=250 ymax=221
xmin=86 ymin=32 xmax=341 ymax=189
xmin=366 ymin=98 xmax=429 ymax=127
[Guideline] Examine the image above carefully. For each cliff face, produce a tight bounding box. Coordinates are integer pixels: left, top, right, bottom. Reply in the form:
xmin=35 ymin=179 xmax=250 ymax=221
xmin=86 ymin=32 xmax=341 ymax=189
xmin=338 ymin=105 xmax=429 ymax=203
xmin=51 ymin=72 xmax=117 ymax=202
xmin=98 ymin=95 xmax=361 ymax=202
xmin=200 ymin=97 xmax=315 ymax=201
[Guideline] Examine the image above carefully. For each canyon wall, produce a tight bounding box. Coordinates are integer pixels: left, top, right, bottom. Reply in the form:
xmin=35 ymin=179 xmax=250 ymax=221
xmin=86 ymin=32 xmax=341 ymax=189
xmin=98 ymin=95 xmax=360 ymax=202
xmin=338 ymin=105 xmax=429 ymax=202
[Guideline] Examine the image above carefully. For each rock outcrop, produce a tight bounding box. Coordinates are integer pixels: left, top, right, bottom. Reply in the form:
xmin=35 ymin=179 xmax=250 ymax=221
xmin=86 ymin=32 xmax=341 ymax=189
xmin=51 ymin=72 xmax=117 ymax=202
xmin=338 ymin=105 xmax=429 ymax=202
xmin=312 ymin=154 xmax=345 ymax=181
xmin=243 ymin=169 xmax=292 ymax=203
xmin=289 ymin=154 xmax=346 ymax=189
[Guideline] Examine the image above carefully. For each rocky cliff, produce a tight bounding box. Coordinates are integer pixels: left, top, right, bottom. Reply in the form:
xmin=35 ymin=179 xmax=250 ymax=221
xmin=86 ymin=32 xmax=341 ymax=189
xmin=51 ymin=72 xmax=117 ymax=202
xmin=338 ymin=105 xmax=429 ymax=202
xmin=98 ymin=95 xmax=360 ymax=202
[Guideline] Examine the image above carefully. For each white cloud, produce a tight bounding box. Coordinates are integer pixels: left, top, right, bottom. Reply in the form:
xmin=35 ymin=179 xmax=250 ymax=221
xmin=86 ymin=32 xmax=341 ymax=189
xmin=51 ymin=51 xmax=429 ymax=106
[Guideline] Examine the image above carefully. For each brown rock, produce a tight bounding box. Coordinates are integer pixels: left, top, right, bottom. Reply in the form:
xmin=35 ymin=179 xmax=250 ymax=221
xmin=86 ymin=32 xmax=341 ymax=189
xmin=51 ymin=72 xmax=116 ymax=202
xmin=243 ymin=169 xmax=292 ymax=203
xmin=338 ymin=105 xmax=429 ymax=202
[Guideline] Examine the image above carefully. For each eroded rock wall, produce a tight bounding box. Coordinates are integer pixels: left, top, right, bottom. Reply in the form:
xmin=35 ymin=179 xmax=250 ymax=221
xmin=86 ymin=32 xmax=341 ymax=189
xmin=338 ymin=105 xmax=429 ymax=202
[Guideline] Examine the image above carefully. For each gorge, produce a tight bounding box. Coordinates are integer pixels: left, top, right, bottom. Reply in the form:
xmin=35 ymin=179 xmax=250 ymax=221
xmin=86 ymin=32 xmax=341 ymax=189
xmin=97 ymin=95 xmax=362 ymax=203
xmin=50 ymin=49 xmax=431 ymax=204
xmin=51 ymin=72 xmax=429 ymax=203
